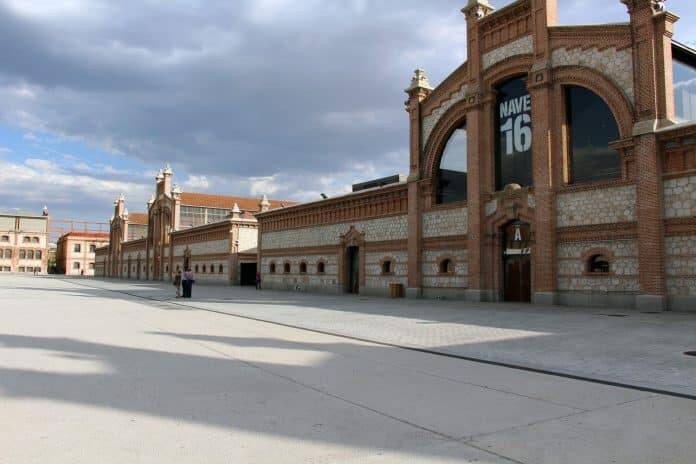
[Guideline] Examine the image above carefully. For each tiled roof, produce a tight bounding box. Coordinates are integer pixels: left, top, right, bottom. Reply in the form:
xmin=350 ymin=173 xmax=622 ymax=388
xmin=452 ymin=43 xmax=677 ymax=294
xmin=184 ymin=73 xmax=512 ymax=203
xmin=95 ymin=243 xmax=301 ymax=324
xmin=61 ymin=232 xmax=110 ymax=239
xmin=128 ymin=213 xmax=148 ymax=224
xmin=180 ymin=192 xmax=296 ymax=212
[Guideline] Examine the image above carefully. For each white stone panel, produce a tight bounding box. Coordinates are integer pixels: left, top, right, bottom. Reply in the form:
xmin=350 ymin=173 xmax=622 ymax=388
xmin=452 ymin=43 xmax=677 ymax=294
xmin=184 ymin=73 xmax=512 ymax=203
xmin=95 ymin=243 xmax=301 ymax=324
xmin=556 ymin=240 xmax=639 ymax=292
xmin=421 ymin=84 xmax=468 ymax=148
xmin=173 ymin=239 xmax=229 ymax=257
xmin=482 ymin=35 xmax=534 ymax=70
xmin=262 ymin=216 xmax=408 ymax=250
xmin=238 ymin=227 xmax=258 ymax=253
xmin=551 ymin=46 xmax=634 ymax=102
xmin=557 ymin=186 xmax=636 ymax=227
xmin=663 ymin=176 xmax=696 ymax=218
xmin=422 ymin=208 xmax=468 ymax=238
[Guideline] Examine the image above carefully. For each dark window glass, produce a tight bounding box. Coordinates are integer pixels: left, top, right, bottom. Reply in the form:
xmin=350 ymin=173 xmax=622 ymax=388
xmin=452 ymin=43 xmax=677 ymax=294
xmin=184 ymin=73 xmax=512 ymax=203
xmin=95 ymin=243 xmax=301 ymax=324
xmin=437 ymin=125 xmax=467 ymax=203
xmin=439 ymin=259 xmax=454 ymax=274
xmin=284 ymin=263 xmax=291 ymax=273
xmin=219 ymin=264 xmax=224 ymax=274
xmin=269 ymin=263 xmax=276 ymax=274
xmin=381 ymin=260 xmax=392 ymax=274
xmin=317 ymin=262 xmax=325 ymax=274
xmin=496 ymin=77 xmax=533 ymax=190
xmin=300 ymin=262 xmax=307 ymax=274
xmin=589 ymin=255 xmax=610 ymax=273
xmin=674 ymin=50 xmax=696 ymax=122
xmin=566 ymin=86 xmax=621 ymax=183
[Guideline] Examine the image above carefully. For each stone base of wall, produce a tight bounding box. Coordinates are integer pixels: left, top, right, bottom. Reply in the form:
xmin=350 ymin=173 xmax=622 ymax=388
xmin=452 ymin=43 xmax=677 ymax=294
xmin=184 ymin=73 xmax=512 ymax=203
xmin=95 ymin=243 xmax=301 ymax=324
xmin=423 ymin=287 xmax=469 ymax=300
xmin=262 ymin=280 xmax=342 ymax=294
xmin=557 ymin=291 xmax=637 ymax=310
xmin=668 ymin=295 xmax=696 ymax=312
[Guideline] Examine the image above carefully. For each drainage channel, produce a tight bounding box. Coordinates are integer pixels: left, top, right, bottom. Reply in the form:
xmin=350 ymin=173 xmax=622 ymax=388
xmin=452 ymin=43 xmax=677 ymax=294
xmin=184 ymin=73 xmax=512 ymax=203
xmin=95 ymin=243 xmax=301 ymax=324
xmin=64 ymin=278 xmax=696 ymax=402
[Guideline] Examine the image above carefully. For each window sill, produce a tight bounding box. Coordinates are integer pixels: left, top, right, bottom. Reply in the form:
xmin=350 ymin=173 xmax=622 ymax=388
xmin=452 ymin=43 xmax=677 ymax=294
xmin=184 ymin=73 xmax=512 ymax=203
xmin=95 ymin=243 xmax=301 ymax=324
xmin=558 ymin=179 xmax=634 ymax=193
xmin=582 ymin=272 xmax=615 ymax=277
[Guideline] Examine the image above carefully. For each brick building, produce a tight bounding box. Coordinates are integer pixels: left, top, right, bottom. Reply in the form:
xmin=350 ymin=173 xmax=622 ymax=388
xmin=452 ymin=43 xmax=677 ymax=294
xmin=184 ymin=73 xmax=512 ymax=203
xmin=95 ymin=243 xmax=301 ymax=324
xmin=0 ymin=209 xmax=50 ymax=274
xmin=56 ymin=231 xmax=110 ymax=276
xmin=96 ymin=166 xmax=294 ymax=285
xmin=256 ymin=0 xmax=696 ymax=311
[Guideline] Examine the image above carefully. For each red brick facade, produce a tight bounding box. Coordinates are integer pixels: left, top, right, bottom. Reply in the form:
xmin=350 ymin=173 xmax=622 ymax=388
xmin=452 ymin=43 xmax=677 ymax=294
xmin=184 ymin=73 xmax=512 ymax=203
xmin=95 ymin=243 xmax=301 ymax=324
xmin=257 ymin=0 xmax=696 ymax=311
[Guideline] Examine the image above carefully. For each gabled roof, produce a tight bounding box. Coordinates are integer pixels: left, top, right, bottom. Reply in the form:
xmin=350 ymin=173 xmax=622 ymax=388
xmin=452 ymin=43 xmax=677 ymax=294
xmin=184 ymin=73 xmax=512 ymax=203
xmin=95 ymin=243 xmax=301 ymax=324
xmin=180 ymin=192 xmax=296 ymax=212
xmin=127 ymin=213 xmax=148 ymax=225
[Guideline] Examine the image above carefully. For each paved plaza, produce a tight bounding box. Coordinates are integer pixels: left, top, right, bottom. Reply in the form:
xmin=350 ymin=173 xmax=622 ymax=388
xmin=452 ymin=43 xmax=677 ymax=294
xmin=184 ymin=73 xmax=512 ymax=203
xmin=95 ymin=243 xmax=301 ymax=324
xmin=1 ymin=276 xmax=696 ymax=463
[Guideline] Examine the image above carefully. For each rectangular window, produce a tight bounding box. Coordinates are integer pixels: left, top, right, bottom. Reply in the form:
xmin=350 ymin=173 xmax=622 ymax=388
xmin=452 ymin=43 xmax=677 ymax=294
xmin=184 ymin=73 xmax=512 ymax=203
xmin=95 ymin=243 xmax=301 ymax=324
xmin=1 ymin=235 xmax=8 ymax=242
xmin=673 ymin=43 xmax=696 ymax=122
xmin=90 ymin=244 xmax=96 ymax=253
xmin=73 ymin=262 xmax=81 ymax=269
xmin=74 ymin=244 xmax=81 ymax=253
xmin=19 ymin=267 xmax=25 ymax=272
xmin=89 ymin=262 xmax=95 ymax=269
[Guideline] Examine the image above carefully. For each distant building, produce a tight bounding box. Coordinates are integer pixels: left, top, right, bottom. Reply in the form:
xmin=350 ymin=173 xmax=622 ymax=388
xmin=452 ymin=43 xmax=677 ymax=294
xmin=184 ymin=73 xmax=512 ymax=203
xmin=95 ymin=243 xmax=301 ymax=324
xmin=0 ymin=209 xmax=50 ymax=274
xmin=56 ymin=231 xmax=110 ymax=276
xmin=96 ymin=165 xmax=296 ymax=285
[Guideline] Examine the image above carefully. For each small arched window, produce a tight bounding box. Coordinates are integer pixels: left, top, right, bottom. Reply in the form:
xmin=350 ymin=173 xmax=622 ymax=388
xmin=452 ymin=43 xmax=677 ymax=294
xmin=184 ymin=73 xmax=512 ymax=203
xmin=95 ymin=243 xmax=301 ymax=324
xmin=202 ymin=264 xmax=207 ymax=273
xmin=439 ymin=258 xmax=454 ymax=274
xmin=566 ymin=86 xmax=621 ymax=183
xmin=27 ymin=250 xmax=34 ymax=259
xmin=195 ymin=264 xmax=199 ymax=273
xmin=437 ymin=124 xmax=468 ymax=204
xmin=219 ymin=264 xmax=224 ymax=274
xmin=269 ymin=262 xmax=276 ymax=274
xmin=284 ymin=262 xmax=291 ymax=274
xmin=299 ymin=262 xmax=307 ymax=274
xmin=4 ymin=250 xmax=10 ymax=258
xmin=32 ymin=237 xmax=39 ymax=243
xmin=23 ymin=237 xmax=30 ymax=243
xmin=588 ymin=255 xmax=611 ymax=273
xmin=381 ymin=259 xmax=392 ymax=275
xmin=19 ymin=249 xmax=26 ymax=259
xmin=317 ymin=261 xmax=325 ymax=274
xmin=35 ymin=251 xmax=41 ymax=259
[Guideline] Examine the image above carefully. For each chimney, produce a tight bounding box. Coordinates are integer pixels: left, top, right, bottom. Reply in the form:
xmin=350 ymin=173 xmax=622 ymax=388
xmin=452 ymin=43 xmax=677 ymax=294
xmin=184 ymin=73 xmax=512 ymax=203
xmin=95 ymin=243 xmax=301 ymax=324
xmin=231 ymin=203 xmax=241 ymax=219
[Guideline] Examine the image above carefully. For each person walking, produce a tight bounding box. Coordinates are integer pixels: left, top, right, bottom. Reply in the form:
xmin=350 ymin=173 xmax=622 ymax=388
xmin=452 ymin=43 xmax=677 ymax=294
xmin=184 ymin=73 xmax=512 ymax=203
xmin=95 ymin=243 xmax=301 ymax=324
xmin=255 ymin=271 xmax=261 ymax=290
xmin=173 ymin=269 xmax=182 ymax=298
xmin=183 ymin=268 xmax=195 ymax=298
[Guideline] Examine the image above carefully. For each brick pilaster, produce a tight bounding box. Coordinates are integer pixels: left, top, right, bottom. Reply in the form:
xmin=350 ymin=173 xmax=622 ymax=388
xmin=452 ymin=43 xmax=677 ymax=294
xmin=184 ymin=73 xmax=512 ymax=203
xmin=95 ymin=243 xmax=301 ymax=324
xmin=622 ymin=0 xmax=679 ymax=309
xmin=405 ymin=70 xmax=432 ymax=298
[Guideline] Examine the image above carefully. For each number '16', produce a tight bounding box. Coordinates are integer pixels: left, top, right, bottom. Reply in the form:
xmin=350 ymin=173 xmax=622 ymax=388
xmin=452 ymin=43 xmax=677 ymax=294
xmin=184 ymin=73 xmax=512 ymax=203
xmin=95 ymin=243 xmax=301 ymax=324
xmin=500 ymin=114 xmax=532 ymax=155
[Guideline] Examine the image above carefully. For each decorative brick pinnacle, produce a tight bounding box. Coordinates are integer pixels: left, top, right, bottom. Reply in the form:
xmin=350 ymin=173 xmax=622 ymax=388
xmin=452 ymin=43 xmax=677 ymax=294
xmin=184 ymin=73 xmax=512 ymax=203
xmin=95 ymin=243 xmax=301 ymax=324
xmin=406 ymin=69 xmax=433 ymax=93
xmin=462 ymin=0 xmax=494 ymax=20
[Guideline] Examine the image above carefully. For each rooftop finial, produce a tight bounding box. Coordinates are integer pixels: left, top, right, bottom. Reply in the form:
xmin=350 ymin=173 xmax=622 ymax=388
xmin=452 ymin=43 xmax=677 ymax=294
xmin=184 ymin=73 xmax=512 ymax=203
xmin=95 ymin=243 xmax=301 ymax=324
xmin=462 ymin=0 xmax=494 ymax=20
xmin=163 ymin=163 xmax=172 ymax=176
xmin=260 ymin=194 xmax=271 ymax=212
xmin=156 ymin=169 xmax=164 ymax=181
xmin=406 ymin=68 xmax=433 ymax=92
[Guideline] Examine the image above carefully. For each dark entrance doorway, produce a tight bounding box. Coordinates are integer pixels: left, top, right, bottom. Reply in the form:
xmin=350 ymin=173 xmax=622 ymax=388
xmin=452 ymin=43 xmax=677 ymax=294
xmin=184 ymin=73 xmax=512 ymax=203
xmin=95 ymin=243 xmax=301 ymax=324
xmin=240 ymin=263 xmax=257 ymax=286
xmin=502 ymin=220 xmax=532 ymax=302
xmin=346 ymin=246 xmax=360 ymax=294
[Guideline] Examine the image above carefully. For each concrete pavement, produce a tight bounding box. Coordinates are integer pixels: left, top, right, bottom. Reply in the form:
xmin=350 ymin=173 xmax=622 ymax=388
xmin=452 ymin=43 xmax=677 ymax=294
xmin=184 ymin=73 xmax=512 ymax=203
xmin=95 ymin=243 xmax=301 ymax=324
xmin=1 ymin=275 xmax=695 ymax=463
xmin=78 ymin=277 xmax=696 ymax=397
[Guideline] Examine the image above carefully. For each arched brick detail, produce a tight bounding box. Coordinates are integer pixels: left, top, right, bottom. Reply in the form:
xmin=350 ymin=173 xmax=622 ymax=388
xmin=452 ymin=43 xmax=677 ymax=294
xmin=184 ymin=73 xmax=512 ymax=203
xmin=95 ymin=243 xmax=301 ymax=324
xmin=436 ymin=254 xmax=456 ymax=275
xmin=379 ymin=256 xmax=395 ymax=275
xmin=422 ymin=100 xmax=468 ymax=181
xmin=581 ymin=247 xmax=616 ymax=275
xmin=482 ymin=55 xmax=534 ymax=90
xmin=552 ymin=66 xmax=635 ymax=138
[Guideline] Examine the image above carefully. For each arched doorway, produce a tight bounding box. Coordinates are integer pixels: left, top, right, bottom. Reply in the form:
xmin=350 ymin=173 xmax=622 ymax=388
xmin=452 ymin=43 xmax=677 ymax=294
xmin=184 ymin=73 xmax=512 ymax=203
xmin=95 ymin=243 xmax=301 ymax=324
xmin=502 ymin=220 xmax=531 ymax=302
xmin=346 ymin=246 xmax=360 ymax=294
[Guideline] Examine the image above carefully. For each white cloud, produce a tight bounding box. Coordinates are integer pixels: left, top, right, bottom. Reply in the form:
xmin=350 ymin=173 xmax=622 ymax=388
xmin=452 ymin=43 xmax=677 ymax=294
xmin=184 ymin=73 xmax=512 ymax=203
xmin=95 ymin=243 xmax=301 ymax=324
xmin=23 ymin=132 xmax=38 ymax=142
xmin=0 ymin=147 xmax=11 ymax=155
xmin=183 ymin=175 xmax=210 ymax=191
xmin=25 ymin=158 xmax=61 ymax=171
xmin=249 ymin=175 xmax=279 ymax=196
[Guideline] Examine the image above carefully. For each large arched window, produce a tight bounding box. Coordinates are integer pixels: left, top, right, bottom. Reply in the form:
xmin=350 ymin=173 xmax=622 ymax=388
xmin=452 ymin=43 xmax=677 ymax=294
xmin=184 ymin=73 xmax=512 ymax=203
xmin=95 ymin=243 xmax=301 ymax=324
xmin=566 ymin=86 xmax=621 ymax=183
xmin=496 ymin=77 xmax=533 ymax=190
xmin=436 ymin=124 xmax=467 ymax=204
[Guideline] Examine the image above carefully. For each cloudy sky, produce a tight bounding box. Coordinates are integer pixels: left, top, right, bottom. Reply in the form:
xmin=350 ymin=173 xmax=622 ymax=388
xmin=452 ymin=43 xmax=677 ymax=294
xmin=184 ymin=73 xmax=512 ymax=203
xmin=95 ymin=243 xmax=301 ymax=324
xmin=0 ymin=0 xmax=694 ymax=223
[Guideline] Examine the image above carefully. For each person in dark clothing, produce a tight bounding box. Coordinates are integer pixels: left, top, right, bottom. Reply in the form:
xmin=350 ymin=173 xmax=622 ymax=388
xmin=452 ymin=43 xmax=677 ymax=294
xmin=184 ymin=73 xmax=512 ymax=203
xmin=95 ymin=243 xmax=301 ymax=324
xmin=182 ymin=269 xmax=194 ymax=298
xmin=255 ymin=271 xmax=261 ymax=290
